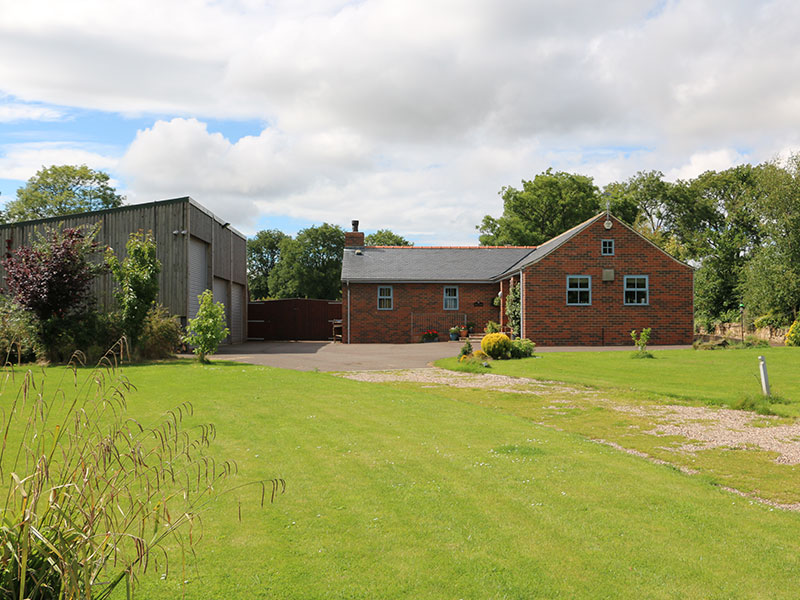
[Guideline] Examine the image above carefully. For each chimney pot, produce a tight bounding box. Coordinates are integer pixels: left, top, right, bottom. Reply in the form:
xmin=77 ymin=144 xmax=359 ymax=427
xmin=352 ymin=220 xmax=359 ymax=232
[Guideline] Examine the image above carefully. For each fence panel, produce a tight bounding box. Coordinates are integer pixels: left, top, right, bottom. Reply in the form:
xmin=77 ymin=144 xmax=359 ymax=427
xmin=410 ymin=312 xmax=467 ymax=340
xmin=248 ymin=299 xmax=342 ymax=340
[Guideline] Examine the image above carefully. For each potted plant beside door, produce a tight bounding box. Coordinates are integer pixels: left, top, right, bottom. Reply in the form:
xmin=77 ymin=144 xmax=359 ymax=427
xmin=449 ymin=326 xmax=460 ymax=341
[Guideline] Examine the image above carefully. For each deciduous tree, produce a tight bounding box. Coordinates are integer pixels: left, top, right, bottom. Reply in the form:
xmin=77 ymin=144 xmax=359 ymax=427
xmin=247 ymin=229 xmax=289 ymax=299
xmin=268 ymin=223 xmax=345 ymax=300
xmin=7 ymin=164 xmax=124 ymax=222
xmin=364 ymin=229 xmax=412 ymax=246
xmin=106 ymin=230 xmax=161 ymax=348
xmin=478 ymin=169 xmax=600 ymax=246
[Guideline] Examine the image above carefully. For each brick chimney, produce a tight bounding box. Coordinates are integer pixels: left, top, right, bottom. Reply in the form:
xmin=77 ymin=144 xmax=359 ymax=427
xmin=344 ymin=219 xmax=365 ymax=247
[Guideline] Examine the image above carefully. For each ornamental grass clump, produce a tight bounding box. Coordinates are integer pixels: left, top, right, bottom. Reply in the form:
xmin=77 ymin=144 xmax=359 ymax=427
xmin=0 ymin=342 xmax=283 ymax=599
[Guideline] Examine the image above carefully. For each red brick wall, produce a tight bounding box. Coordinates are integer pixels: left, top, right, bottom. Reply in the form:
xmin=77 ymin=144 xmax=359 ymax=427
xmin=519 ymin=216 xmax=694 ymax=346
xmin=342 ymin=282 xmax=501 ymax=343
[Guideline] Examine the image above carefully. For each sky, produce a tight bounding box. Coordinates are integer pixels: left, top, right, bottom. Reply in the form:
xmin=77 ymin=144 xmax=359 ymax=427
xmin=1 ymin=0 xmax=799 ymax=245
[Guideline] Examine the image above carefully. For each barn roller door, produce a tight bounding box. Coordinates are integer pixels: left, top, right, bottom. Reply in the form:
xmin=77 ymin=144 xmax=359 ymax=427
xmin=212 ymin=276 xmax=229 ymax=321
xmin=231 ymin=283 xmax=245 ymax=343
xmin=188 ymin=237 xmax=209 ymax=319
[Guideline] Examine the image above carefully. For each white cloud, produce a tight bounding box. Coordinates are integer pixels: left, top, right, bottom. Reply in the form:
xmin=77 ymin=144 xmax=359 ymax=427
xmin=0 ymin=103 xmax=64 ymax=122
xmin=665 ymin=149 xmax=748 ymax=182
xmin=0 ymin=142 xmax=119 ymax=181
xmin=2 ymin=0 xmax=800 ymax=241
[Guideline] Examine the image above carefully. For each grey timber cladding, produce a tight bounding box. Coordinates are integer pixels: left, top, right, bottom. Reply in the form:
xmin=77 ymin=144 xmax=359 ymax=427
xmin=0 ymin=197 xmax=247 ymax=341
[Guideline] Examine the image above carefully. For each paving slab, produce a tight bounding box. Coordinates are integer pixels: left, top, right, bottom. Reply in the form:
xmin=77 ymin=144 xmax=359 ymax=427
xmin=206 ymin=340 xmax=690 ymax=372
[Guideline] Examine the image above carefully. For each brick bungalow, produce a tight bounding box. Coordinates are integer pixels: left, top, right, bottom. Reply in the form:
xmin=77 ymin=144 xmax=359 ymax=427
xmin=340 ymin=213 xmax=694 ymax=345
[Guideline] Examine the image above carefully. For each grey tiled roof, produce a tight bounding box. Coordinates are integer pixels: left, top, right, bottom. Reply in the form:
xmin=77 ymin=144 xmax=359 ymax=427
xmin=341 ymin=246 xmax=537 ymax=282
xmin=342 ymin=213 xmax=689 ymax=284
xmin=494 ymin=213 xmax=603 ymax=278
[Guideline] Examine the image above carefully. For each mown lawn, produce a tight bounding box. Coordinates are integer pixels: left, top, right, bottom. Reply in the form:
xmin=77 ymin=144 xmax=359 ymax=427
xmin=3 ymin=360 xmax=800 ymax=598
xmin=437 ymin=346 xmax=800 ymax=416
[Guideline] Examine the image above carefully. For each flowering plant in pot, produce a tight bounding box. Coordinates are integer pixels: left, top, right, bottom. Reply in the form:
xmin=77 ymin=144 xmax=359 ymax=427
xmin=449 ymin=326 xmax=460 ymax=341
xmin=459 ymin=325 xmax=468 ymax=338
xmin=421 ymin=329 xmax=439 ymax=342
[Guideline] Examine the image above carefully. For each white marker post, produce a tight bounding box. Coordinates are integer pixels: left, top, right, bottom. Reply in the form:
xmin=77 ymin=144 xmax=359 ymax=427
xmin=758 ymin=356 xmax=771 ymax=397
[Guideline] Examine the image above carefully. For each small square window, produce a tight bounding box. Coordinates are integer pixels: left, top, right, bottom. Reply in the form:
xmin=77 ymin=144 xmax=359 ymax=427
xmin=444 ymin=286 xmax=459 ymax=310
xmin=378 ymin=286 xmax=393 ymax=310
xmin=601 ymin=239 xmax=614 ymax=255
xmin=567 ymin=275 xmax=591 ymax=305
xmin=624 ymin=276 xmax=649 ymax=305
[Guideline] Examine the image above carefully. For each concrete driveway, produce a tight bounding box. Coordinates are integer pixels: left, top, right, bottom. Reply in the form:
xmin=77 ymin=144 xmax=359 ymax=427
xmin=208 ymin=340 xmax=690 ymax=372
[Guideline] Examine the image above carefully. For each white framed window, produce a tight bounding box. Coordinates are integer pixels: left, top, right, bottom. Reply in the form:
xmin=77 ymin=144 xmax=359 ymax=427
xmin=377 ymin=286 xmax=393 ymax=310
xmin=624 ymin=275 xmax=649 ymax=305
xmin=566 ymin=276 xmax=591 ymax=305
xmin=601 ymin=239 xmax=614 ymax=255
xmin=443 ymin=286 xmax=459 ymax=310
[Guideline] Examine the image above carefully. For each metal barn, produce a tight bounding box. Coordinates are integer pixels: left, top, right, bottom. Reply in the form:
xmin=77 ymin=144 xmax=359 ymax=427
xmin=0 ymin=197 xmax=248 ymax=344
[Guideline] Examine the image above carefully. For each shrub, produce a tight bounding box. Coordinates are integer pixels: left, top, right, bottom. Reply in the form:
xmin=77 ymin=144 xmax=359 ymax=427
xmin=459 ymin=340 xmax=473 ymax=358
xmin=0 ymin=297 xmax=42 ymax=364
xmin=2 ymin=224 xmax=107 ymax=360
xmin=510 ymin=338 xmax=536 ymax=359
xmin=138 ymin=304 xmax=182 ymax=359
xmin=106 ymin=230 xmax=161 ymax=348
xmin=787 ymin=319 xmax=800 ymax=347
xmin=754 ymin=312 xmax=792 ymax=330
xmin=484 ymin=321 xmax=501 ymax=333
xmin=630 ymin=328 xmax=651 ymax=352
xmin=0 ymin=346 xmax=283 ymax=598
xmin=184 ymin=290 xmax=230 ymax=362
xmin=481 ymin=332 xmax=512 ymax=359
xmin=505 ymin=283 xmax=521 ymax=337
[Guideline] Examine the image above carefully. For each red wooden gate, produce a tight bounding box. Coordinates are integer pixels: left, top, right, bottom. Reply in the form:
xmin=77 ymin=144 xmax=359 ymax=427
xmin=248 ymin=299 xmax=342 ymax=341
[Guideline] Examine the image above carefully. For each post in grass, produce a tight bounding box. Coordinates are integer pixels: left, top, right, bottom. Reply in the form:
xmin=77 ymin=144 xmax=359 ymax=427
xmin=758 ymin=355 xmax=771 ymax=397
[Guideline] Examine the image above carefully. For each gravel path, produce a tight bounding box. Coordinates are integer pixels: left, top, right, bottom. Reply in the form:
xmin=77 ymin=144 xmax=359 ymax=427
xmin=340 ymin=367 xmax=800 ymax=465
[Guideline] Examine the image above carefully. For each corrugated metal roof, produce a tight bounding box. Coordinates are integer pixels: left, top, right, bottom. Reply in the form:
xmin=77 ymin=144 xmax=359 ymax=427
xmin=341 ymin=246 xmax=537 ymax=282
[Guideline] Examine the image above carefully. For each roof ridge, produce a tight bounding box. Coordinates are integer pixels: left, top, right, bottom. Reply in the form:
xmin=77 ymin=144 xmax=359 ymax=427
xmin=366 ymin=245 xmax=538 ymax=249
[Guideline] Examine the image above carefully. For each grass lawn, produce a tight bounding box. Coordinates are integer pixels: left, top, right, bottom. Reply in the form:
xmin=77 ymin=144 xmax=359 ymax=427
xmin=3 ymin=360 xmax=800 ymax=598
xmin=437 ymin=347 xmax=800 ymax=416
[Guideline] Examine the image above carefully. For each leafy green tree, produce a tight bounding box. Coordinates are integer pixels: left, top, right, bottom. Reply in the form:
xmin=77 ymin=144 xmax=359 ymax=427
xmin=683 ymin=165 xmax=764 ymax=321
xmin=478 ymin=169 xmax=600 ymax=246
xmin=7 ymin=164 xmax=124 ymax=222
xmin=364 ymin=229 xmax=413 ymax=246
xmin=184 ymin=290 xmax=229 ymax=362
xmin=106 ymin=230 xmax=161 ymax=349
xmin=247 ymin=229 xmax=289 ymax=299
xmin=741 ymin=156 xmax=800 ymax=320
xmin=268 ymin=223 xmax=345 ymax=299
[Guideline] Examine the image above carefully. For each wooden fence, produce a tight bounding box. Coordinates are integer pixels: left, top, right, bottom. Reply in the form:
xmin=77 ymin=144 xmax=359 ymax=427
xmin=248 ymin=299 xmax=342 ymax=341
